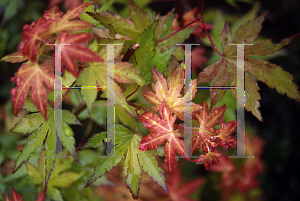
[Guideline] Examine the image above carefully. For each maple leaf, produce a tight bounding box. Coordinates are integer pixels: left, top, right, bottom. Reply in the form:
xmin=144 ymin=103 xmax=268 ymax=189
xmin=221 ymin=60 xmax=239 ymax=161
xmin=191 ymin=101 xmax=236 ymax=169
xmin=20 ymin=17 xmax=53 ymax=62
xmin=163 ymin=163 xmax=204 ymax=201
xmin=210 ymin=151 xmax=235 ymax=173
xmin=215 ymin=118 xmax=236 ymax=150
xmin=193 ymin=101 xmax=226 ymax=137
xmin=11 ymin=99 xmax=80 ymax=186
xmin=17 ymin=3 xmax=93 ymax=63
xmin=128 ymin=0 xmax=152 ymax=32
xmin=76 ymin=44 xmax=144 ymax=114
xmin=209 ymin=135 xmax=265 ymax=197
xmin=132 ymin=20 xmax=177 ymax=83
xmin=10 ymin=62 xmax=53 ymax=120
xmin=194 ymin=152 xmax=222 ymax=170
xmin=198 ymin=13 xmax=300 ymax=121
xmin=88 ymin=11 xmax=141 ymax=40
xmin=48 ymin=3 xmax=94 ymax=33
xmin=43 ymin=6 xmax=63 ymax=21
xmin=57 ymin=32 xmax=103 ymax=77
xmin=143 ymin=67 xmax=201 ymax=121
xmin=84 ymin=124 xmax=168 ymax=199
xmin=138 ymin=100 xmax=190 ymax=172
xmin=25 ymin=149 xmax=84 ymax=201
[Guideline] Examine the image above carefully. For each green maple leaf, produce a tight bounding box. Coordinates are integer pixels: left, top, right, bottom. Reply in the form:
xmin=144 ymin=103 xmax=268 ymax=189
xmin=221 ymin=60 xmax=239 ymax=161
xmin=25 ymin=150 xmax=84 ymax=201
xmin=154 ymin=12 xmax=174 ymax=41
xmin=11 ymin=99 xmax=80 ymax=185
xmin=84 ymin=124 xmax=168 ymax=199
xmin=128 ymin=0 xmax=152 ymax=32
xmin=133 ymin=21 xmax=157 ymax=82
xmin=87 ymin=11 xmax=141 ymax=40
xmin=198 ymin=13 xmax=300 ymax=121
xmin=79 ymin=0 xmax=115 ymax=28
xmin=76 ymin=43 xmax=145 ymax=114
xmin=88 ymin=3 xmax=195 ymax=83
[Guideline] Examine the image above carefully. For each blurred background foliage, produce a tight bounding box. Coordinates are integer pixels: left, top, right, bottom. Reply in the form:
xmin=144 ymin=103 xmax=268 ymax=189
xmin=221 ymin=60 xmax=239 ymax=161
xmin=0 ymin=0 xmax=300 ymax=201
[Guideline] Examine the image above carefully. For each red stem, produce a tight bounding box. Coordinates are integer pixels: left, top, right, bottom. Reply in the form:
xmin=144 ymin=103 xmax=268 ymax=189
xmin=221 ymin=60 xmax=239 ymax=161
xmin=158 ymin=17 xmax=201 ymax=43
xmin=126 ymin=85 xmax=140 ymax=100
xmin=200 ymin=16 xmax=224 ymax=57
xmin=195 ymin=0 xmax=205 ymax=17
xmin=127 ymin=111 xmax=136 ymax=133
xmin=159 ymin=0 xmax=224 ymax=58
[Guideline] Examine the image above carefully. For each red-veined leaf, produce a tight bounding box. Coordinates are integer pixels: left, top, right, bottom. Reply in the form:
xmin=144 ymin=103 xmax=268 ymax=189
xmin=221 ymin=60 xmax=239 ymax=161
xmin=11 ymin=62 xmax=53 ymax=120
xmin=57 ymin=32 xmax=103 ymax=77
xmin=143 ymin=67 xmax=201 ymax=121
xmin=20 ymin=17 xmax=53 ymax=62
xmin=50 ymin=3 xmax=93 ymax=32
xmin=139 ymin=100 xmax=189 ymax=172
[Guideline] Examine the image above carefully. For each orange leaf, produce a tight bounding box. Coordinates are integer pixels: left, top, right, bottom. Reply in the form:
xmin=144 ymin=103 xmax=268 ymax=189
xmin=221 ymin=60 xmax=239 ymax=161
xmin=143 ymin=67 xmax=201 ymax=121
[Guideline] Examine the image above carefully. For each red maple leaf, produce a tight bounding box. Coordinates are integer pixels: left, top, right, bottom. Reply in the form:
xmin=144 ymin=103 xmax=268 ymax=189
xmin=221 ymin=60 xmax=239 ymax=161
xmin=48 ymin=3 xmax=93 ymax=33
xmin=43 ymin=6 xmax=63 ymax=21
xmin=163 ymin=163 xmax=204 ymax=201
xmin=215 ymin=118 xmax=236 ymax=150
xmin=194 ymin=152 xmax=222 ymax=170
xmin=18 ymin=3 xmax=93 ymax=63
xmin=57 ymin=32 xmax=104 ymax=77
xmin=210 ymin=135 xmax=265 ymax=197
xmin=20 ymin=17 xmax=53 ymax=62
xmin=191 ymin=101 xmax=236 ymax=169
xmin=139 ymin=100 xmax=189 ymax=172
xmin=11 ymin=62 xmax=54 ymax=120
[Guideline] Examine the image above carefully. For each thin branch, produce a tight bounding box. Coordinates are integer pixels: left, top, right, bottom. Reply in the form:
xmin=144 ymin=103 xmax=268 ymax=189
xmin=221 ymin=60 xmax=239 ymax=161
xmin=159 ymin=0 xmax=224 ymax=57
xmin=122 ymin=43 xmax=139 ymax=62
xmin=127 ymin=111 xmax=136 ymax=133
xmin=126 ymin=85 xmax=140 ymax=100
xmin=72 ymin=101 xmax=87 ymax=116
xmin=62 ymin=79 xmax=77 ymax=101
xmin=127 ymin=102 xmax=151 ymax=114
xmin=195 ymin=0 xmax=205 ymax=17
xmin=158 ymin=17 xmax=201 ymax=43
xmin=199 ymin=16 xmax=224 ymax=57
